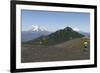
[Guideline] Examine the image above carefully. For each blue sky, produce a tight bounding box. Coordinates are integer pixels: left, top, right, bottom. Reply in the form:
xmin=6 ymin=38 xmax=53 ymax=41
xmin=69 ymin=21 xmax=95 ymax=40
xmin=21 ymin=10 xmax=90 ymax=32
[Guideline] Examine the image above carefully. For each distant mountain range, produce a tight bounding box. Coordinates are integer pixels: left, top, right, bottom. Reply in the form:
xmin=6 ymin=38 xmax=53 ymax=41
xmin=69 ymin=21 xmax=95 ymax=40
xmin=22 ymin=25 xmax=90 ymax=43
xmin=78 ymin=31 xmax=90 ymax=37
xmin=22 ymin=31 xmax=51 ymax=42
xmin=22 ymin=25 xmax=51 ymax=42
xmin=24 ymin=27 xmax=85 ymax=46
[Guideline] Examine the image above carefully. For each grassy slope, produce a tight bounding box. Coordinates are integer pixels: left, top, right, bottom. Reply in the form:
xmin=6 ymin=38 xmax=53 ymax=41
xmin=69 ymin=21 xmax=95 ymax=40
xmin=21 ymin=37 xmax=90 ymax=63
xmin=22 ymin=37 xmax=90 ymax=51
xmin=54 ymin=37 xmax=90 ymax=49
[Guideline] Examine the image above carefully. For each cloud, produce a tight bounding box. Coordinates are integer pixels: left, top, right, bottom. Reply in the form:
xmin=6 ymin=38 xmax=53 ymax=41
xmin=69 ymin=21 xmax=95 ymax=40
xmin=73 ymin=28 xmax=80 ymax=31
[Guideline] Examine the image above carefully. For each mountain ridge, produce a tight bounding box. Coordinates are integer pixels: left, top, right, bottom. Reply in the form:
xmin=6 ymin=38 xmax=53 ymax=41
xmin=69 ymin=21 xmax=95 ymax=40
xmin=24 ymin=27 xmax=85 ymax=45
xmin=22 ymin=30 xmax=51 ymax=42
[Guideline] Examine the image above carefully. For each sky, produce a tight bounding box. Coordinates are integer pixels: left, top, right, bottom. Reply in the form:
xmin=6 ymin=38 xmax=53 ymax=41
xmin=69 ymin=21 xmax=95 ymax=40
xmin=21 ymin=10 xmax=90 ymax=32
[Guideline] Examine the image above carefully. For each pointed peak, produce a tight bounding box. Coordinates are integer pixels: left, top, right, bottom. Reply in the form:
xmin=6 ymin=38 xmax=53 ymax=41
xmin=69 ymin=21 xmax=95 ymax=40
xmin=64 ymin=27 xmax=73 ymax=31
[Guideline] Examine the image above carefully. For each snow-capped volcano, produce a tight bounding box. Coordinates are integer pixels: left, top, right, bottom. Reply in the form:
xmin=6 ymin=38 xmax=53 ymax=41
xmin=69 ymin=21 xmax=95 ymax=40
xmin=32 ymin=25 xmax=46 ymax=32
xmin=22 ymin=25 xmax=51 ymax=42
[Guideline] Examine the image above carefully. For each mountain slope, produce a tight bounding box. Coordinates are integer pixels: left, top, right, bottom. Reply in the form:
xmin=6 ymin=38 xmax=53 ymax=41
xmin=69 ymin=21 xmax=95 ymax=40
xmin=22 ymin=37 xmax=90 ymax=63
xmin=54 ymin=37 xmax=90 ymax=49
xmin=78 ymin=31 xmax=90 ymax=37
xmin=22 ymin=31 xmax=51 ymax=42
xmin=25 ymin=27 xmax=85 ymax=45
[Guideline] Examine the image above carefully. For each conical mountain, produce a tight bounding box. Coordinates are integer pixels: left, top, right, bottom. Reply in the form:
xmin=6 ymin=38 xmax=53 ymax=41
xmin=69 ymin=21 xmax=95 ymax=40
xmin=25 ymin=27 xmax=85 ymax=45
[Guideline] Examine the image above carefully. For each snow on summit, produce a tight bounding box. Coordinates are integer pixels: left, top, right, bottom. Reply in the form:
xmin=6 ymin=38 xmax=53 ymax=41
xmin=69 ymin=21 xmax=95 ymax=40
xmin=32 ymin=25 xmax=46 ymax=32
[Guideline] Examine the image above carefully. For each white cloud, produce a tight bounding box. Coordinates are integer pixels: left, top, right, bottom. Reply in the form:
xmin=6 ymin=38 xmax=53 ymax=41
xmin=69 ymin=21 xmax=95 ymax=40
xmin=73 ymin=28 xmax=80 ymax=31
